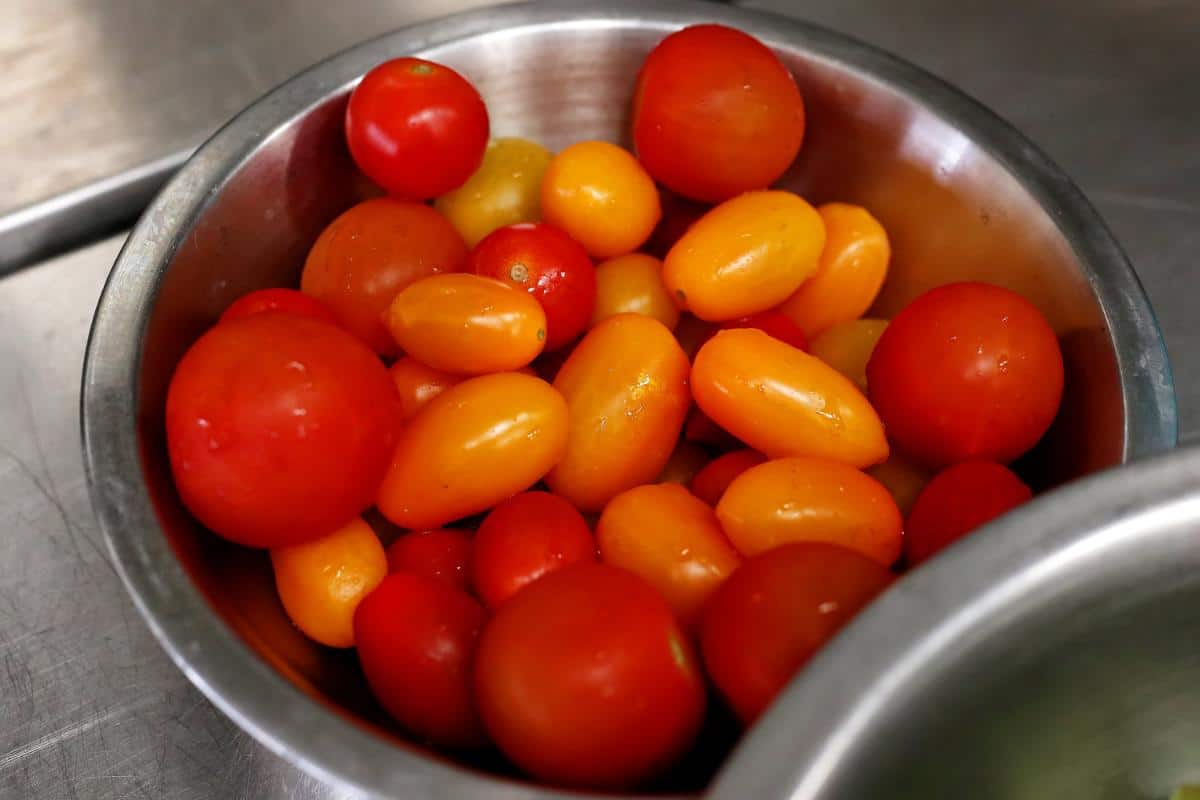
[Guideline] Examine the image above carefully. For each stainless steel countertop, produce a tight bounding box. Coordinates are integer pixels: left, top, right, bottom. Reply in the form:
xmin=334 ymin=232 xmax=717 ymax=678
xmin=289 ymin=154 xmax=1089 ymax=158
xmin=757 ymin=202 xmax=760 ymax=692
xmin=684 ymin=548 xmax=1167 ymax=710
xmin=2 ymin=1 xmax=1198 ymax=798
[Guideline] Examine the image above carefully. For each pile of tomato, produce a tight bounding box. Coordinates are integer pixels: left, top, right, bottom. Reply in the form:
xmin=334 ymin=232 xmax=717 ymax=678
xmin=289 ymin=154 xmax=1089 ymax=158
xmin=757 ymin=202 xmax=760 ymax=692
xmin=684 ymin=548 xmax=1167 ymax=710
xmin=164 ymin=23 xmax=1065 ymax=790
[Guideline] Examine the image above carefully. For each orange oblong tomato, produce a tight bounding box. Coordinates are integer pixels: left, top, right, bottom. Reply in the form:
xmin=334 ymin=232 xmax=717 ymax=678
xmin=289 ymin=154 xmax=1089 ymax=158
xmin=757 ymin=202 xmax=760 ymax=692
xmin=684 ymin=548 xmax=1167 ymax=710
xmin=591 ymin=253 xmax=680 ymax=331
xmin=691 ymin=328 xmax=888 ymax=467
xmin=385 ymin=273 xmax=547 ymax=374
xmin=546 ymin=314 xmax=690 ymax=511
xmin=716 ymin=457 xmax=902 ymax=566
xmin=663 ymin=191 xmax=825 ymax=321
xmin=376 ymin=372 xmax=568 ymax=529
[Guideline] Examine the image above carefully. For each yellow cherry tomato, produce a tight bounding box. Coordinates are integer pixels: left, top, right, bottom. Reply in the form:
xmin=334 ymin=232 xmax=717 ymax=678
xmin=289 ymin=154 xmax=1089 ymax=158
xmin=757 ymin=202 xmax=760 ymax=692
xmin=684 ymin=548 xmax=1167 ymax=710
xmin=716 ymin=457 xmax=902 ymax=566
xmin=435 ymin=137 xmax=554 ymax=247
xmin=546 ymin=314 xmax=690 ymax=511
xmin=377 ymin=372 xmax=568 ymax=528
xmin=866 ymin=453 xmax=931 ymax=517
xmin=663 ymin=190 xmax=825 ymax=321
xmin=385 ymin=273 xmax=547 ymax=374
xmin=540 ymin=141 xmax=661 ymax=259
xmin=270 ymin=517 xmax=387 ymax=648
xmin=597 ymin=483 xmax=741 ymax=627
xmin=591 ymin=253 xmax=680 ymax=330
xmin=808 ymin=318 xmax=890 ymax=393
xmin=691 ymin=328 xmax=888 ymax=467
xmin=657 ymin=439 xmax=711 ymax=485
xmin=779 ymin=203 xmax=891 ymax=338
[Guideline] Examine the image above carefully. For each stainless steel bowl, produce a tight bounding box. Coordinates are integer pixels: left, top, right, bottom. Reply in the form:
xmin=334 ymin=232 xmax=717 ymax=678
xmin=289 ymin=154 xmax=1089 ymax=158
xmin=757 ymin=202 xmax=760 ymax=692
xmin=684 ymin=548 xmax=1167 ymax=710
xmin=81 ymin=1 xmax=1177 ymax=797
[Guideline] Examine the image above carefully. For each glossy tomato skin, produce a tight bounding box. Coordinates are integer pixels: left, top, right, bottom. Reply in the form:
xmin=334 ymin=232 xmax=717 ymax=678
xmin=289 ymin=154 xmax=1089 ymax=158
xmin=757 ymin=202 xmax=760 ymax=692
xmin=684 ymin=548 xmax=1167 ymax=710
xmin=597 ymin=483 xmax=740 ymax=627
xmin=700 ymin=542 xmax=893 ymax=723
xmin=469 ymin=222 xmax=596 ymax=351
xmin=471 ymin=491 xmax=596 ymax=608
xmin=721 ymin=310 xmax=808 ymax=351
xmin=386 ymin=529 xmax=473 ymax=592
xmin=166 ymin=313 xmax=401 ymax=548
xmin=388 ymin=356 xmax=462 ymax=421
xmin=354 ymin=572 xmax=487 ymax=749
xmin=591 ymin=253 xmax=679 ymax=331
xmin=691 ymin=328 xmax=888 ymax=467
xmin=474 ymin=564 xmax=706 ymax=788
xmin=809 ymin=318 xmax=889 ymax=393
xmin=376 ymin=372 xmax=568 ymax=529
xmin=345 ymin=58 xmax=489 ymax=199
xmin=866 ymin=282 xmax=1064 ymax=468
xmin=633 ymin=24 xmax=805 ymax=203
xmin=300 ymin=198 xmax=468 ymax=357
xmin=546 ymin=314 xmax=691 ymax=511
xmin=385 ymin=273 xmax=547 ymax=374
xmin=689 ymin=449 xmax=766 ymax=506
xmin=664 ymin=191 xmax=825 ymax=321
xmin=905 ymin=460 xmax=1032 ymax=567
xmin=716 ymin=457 xmax=903 ymax=566
xmin=435 ymin=137 xmax=553 ymax=246
xmin=220 ymin=288 xmax=337 ymax=325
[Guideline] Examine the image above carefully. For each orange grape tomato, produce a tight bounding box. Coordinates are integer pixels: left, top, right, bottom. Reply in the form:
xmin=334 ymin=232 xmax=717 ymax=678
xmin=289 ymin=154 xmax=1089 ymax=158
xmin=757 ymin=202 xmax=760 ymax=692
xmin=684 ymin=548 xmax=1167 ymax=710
xmin=385 ymin=273 xmax=547 ymax=374
xmin=389 ymin=356 xmax=462 ymax=421
xmin=808 ymin=318 xmax=889 ymax=393
xmin=270 ymin=517 xmax=387 ymax=648
xmin=866 ymin=453 xmax=931 ymax=518
xmin=435 ymin=137 xmax=554 ymax=246
xmin=779 ymin=203 xmax=891 ymax=338
xmin=716 ymin=457 xmax=903 ymax=566
xmin=596 ymin=483 xmax=741 ymax=627
xmin=688 ymin=449 xmax=767 ymax=506
xmin=657 ymin=439 xmax=711 ymax=485
xmin=540 ymin=141 xmax=661 ymax=259
xmin=376 ymin=372 xmax=568 ymax=529
xmin=673 ymin=314 xmax=717 ymax=360
xmin=546 ymin=314 xmax=691 ymax=511
xmin=691 ymin=328 xmax=888 ymax=467
xmin=386 ymin=529 xmax=473 ymax=592
xmin=591 ymin=253 xmax=680 ymax=331
xmin=663 ymin=191 xmax=825 ymax=321
xmin=300 ymin=198 xmax=468 ymax=357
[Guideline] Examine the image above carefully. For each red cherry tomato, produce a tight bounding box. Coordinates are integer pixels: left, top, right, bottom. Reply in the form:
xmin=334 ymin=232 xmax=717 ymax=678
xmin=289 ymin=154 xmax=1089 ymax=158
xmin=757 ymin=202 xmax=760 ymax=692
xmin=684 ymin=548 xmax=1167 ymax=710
xmin=166 ymin=313 xmax=400 ymax=548
xmin=866 ymin=282 xmax=1064 ymax=468
xmin=721 ymin=310 xmax=807 ymax=351
xmin=905 ymin=460 xmax=1032 ymax=567
xmin=386 ymin=529 xmax=473 ymax=592
xmin=220 ymin=288 xmax=337 ymax=325
xmin=688 ymin=449 xmax=767 ymax=506
xmin=474 ymin=564 xmax=706 ymax=789
xmin=345 ymin=58 xmax=489 ymax=199
xmin=700 ymin=542 xmax=893 ymax=723
xmin=471 ymin=491 xmax=595 ymax=608
xmin=469 ymin=223 xmax=596 ymax=351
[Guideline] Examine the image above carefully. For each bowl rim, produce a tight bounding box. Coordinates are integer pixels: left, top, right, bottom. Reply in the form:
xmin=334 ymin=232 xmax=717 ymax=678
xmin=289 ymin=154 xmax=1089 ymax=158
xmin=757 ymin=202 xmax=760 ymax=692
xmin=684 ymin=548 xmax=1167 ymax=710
xmin=80 ymin=1 xmax=1177 ymax=798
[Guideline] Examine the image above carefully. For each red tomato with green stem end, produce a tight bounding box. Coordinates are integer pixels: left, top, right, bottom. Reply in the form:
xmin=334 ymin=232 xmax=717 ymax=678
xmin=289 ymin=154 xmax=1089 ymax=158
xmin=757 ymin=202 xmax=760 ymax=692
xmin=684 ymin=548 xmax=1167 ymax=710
xmin=905 ymin=460 xmax=1032 ymax=567
xmin=471 ymin=491 xmax=595 ymax=608
xmin=721 ymin=310 xmax=807 ymax=351
xmin=345 ymin=58 xmax=489 ymax=199
xmin=220 ymin=288 xmax=336 ymax=325
xmin=689 ymin=449 xmax=767 ymax=506
xmin=470 ymin=223 xmax=596 ymax=351
xmin=386 ymin=529 xmax=473 ymax=592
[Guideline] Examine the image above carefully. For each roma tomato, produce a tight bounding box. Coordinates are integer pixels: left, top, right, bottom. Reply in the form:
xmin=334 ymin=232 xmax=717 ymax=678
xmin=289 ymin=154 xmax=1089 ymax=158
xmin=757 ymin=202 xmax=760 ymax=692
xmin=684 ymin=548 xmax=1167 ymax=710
xmin=386 ymin=529 xmax=473 ymax=592
xmin=540 ymin=141 xmax=660 ymax=259
xmin=905 ymin=460 xmax=1032 ymax=567
xmin=657 ymin=440 xmax=710 ymax=485
xmin=716 ymin=457 xmax=903 ymax=566
xmin=270 ymin=517 xmax=387 ymax=648
xmin=866 ymin=453 xmax=931 ymax=518
xmin=469 ymin=222 xmax=596 ymax=351
xmin=472 ymin=491 xmax=596 ymax=608
xmin=385 ymin=274 xmax=547 ymax=374
xmin=597 ymin=483 xmax=741 ymax=627
xmin=691 ymin=329 xmax=888 ymax=467
xmin=720 ymin=310 xmax=807 ymax=351
xmin=345 ymin=58 xmax=488 ymax=199
xmin=866 ymin=282 xmax=1064 ymax=467
xmin=355 ymin=572 xmax=486 ymax=749
xmin=778 ymin=203 xmax=891 ymax=338
xmin=591 ymin=253 xmax=679 ymax=331
xmin=166 ymin=313 xmax=400 ymax=548
xmin=301 ymin=198 xmax=468 ymax=357
xmin=633 ymin=24 xmax=805 ymax=203
xmin=474 ymin=564 xmax=706 ymax=789
xmin=376 ymin=372 xmax=568 ymax=529
xmin=700 ymin=543 xmax=893 ymax=723
xmin=808 ymin=318 xmax=889 ymax=393
xmin=220 ymin=288 xmax=336 ymax=325
xmin=389 ymin=356 xmax=461 ymax=421
xmin=664 ymin=191 xmax=825 ymax=321
xmin=435 ymin=137 xmax=553 ymax=246
xmin=688 ymin=449 xmax=766 ymax=506
xmin=546 ymin=314 xmax=691 ymax=511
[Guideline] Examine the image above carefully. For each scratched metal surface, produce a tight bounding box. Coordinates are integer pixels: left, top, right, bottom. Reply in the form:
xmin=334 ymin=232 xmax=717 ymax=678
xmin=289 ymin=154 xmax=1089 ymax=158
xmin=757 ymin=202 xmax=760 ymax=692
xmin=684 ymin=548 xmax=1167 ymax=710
xmin=1 ymin=1 xmax=1199 ymax=799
